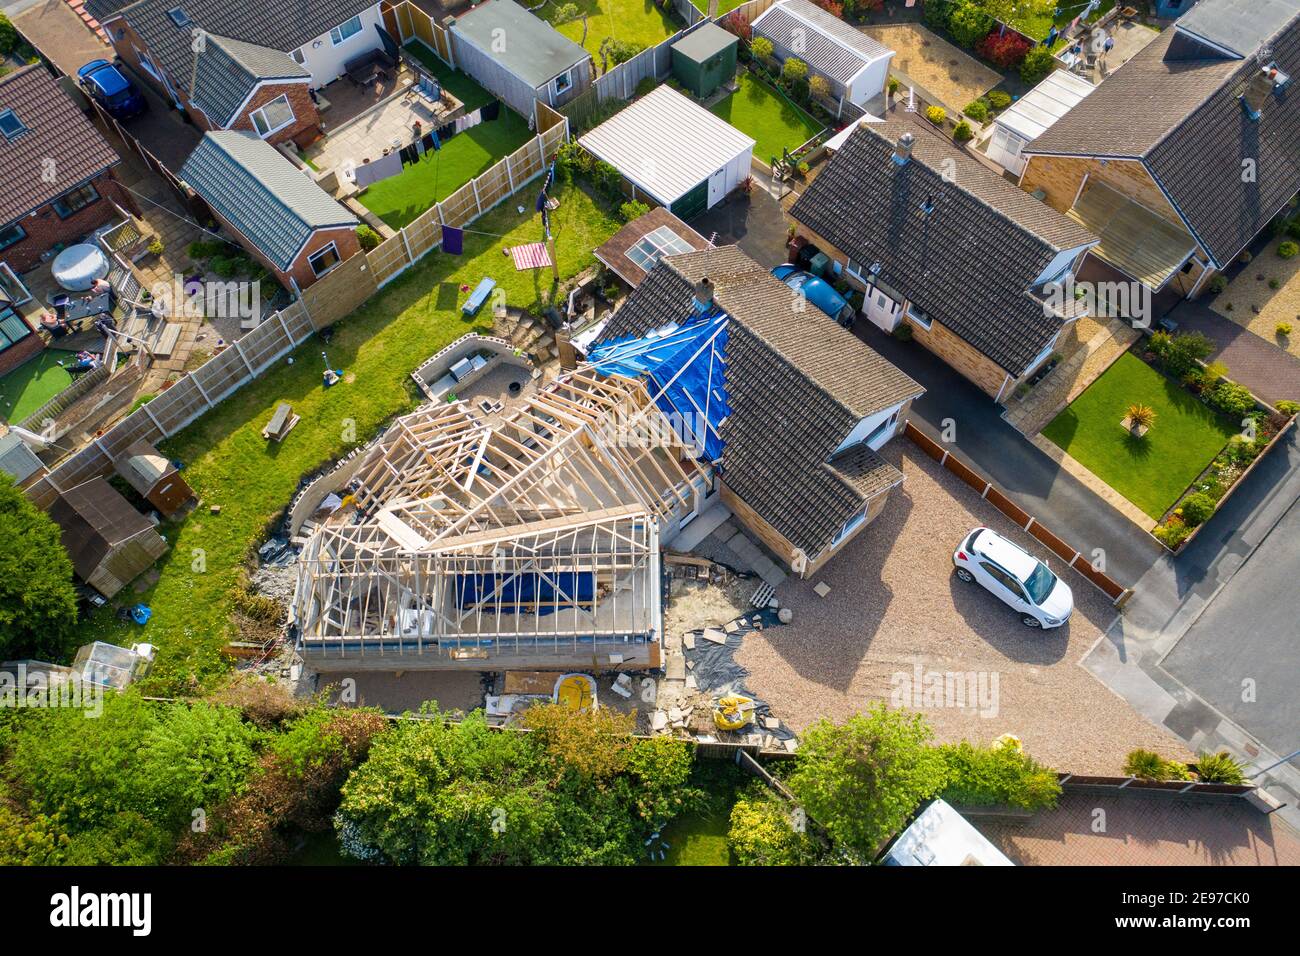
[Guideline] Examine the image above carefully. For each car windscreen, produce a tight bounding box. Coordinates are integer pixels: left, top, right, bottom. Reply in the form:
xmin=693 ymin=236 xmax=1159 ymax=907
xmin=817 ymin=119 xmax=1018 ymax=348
xmin=1023 ymin=562 xmax=1057 ymax=605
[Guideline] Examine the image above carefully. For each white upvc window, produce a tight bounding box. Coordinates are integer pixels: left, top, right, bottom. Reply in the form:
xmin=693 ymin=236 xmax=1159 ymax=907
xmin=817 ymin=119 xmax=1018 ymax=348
xmin=308 ymin=242 xmax=342 ymax=277
xmin=250 ymin=95 xmax=295 ymax=138
xmin=553 ymin=70 xmax=572 ymax=95
xmin=330 ymin=16 xmax=363 ymax=45
xmin=905 ymin=302 xmax=932 ymax=330
xmin=831 ymin=506 xmax=869 ymax=547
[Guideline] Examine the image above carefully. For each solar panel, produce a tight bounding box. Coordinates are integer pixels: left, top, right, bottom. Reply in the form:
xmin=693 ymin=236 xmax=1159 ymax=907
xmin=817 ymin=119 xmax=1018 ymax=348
xmin=627 ymin=226 xmax=695 ymax=272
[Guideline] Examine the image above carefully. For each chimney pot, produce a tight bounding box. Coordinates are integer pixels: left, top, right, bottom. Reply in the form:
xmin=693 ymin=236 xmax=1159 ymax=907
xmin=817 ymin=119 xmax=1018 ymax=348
xmin=693 ymin=276 xmax=714 ymax=313
xmin=892 ymin=132 xmax=914 ymax=166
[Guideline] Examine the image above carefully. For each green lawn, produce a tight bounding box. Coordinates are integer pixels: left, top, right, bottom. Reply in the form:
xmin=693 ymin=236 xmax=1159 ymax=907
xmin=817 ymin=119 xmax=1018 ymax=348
xmin=1004 ymin=0 xmax=1115 ymax=42
xmin=710 ymin=72 xmax=823 ymax=164
xmin=538 ymin=0 xmax=679 ymax=56
xmin=360 ymin=43 xmax=535 ymax=229
xmin=82 ymin=183 xmax=621 ymax=694
xmin=649 ymin=810 xmax=734 ymax=865
xmin=692 ymin=0 xmax=747 ymax=14
xmin=1042 ymin=352 xmax=1239 ymax=520
xmin=0 ymin=349 xmax=74 ymax=424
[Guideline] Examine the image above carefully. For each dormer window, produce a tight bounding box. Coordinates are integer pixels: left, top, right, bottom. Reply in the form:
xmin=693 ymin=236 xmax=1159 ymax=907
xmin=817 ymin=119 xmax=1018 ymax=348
xmin=0 ymin=109 xmax=28 ymax=142
xmin=167 ymin=7 xmax=190 ymax=27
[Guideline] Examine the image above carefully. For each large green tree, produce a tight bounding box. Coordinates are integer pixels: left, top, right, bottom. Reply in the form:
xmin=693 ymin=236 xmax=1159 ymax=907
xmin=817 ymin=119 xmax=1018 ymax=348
xmin=0 ymin=473 xmax=78 ymax=660
xmin=786 ymin=705 xmax=948 ymax=860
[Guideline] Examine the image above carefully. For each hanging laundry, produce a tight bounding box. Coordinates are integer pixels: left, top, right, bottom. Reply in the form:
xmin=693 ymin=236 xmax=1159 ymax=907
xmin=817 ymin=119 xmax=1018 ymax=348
xmin=436 ymin=121 xmax=456 ymax=141
xmin=352 ymin=150 xmax=402 ymax=189
xmin=442 ymin=225 xmax=464 ymax=255
xmin=422 ymin=130 xmax=439 ymax=152
xmin=481 ymin=100 xmax=500 ymax=122
xmin=399 ymin=143 xmax=419 ymax=167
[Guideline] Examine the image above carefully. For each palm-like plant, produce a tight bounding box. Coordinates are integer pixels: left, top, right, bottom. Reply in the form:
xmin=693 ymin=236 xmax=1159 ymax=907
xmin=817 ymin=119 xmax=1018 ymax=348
xmin=1195 ymin=751 xmax=1246 ymax=785
xmin=1126 ymin=403 xmax=1156 ymax=432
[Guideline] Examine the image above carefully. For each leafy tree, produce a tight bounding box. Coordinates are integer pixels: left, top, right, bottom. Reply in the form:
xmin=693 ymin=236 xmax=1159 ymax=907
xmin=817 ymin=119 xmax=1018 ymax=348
xmin=0 ymin=15 xmax=18 ymax=56
xmin=786 ymin=705 xmax=947 ymax=860
xmin=937 ymin=740 xmax=1060 ymax=810
xmin=0 ymin=473 xmax=78 ymax=660
xmin=808 ymin=74 xmax=830 ymax=99
xmin=1020 ymin=45 xmax=1056 ymax=84
xmin=948 ymin=3 xmax=994 ymax=49
xmin=729 ymin=785 xmax=821 ymax=865
xmin=781 ymin=57 xmax=809 ymax=84
xmin=521 ymin=702 xmax=634 ymax=780
xmin=923 ymin=0 xmax=960 ymax=32
xmin=751 ymin=36 xmax=774 ymax=60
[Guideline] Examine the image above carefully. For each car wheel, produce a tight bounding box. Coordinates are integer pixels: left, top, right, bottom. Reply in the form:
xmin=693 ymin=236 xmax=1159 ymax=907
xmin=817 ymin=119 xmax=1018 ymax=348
xmin=955 ymin=567 xmax=974 ymax=583
xmin=1020 ymin=614 xmax=1043 ymax=628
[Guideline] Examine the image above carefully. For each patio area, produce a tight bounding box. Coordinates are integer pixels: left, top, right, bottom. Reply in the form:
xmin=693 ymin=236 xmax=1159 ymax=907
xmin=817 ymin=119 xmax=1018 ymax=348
xmin=305 ymin=75 xmax=464 ymax=178
xmin=861 ymin=22 xmax=1000 ymax=115
xmin=1209 ymin=236 xmax=1300 ymax=365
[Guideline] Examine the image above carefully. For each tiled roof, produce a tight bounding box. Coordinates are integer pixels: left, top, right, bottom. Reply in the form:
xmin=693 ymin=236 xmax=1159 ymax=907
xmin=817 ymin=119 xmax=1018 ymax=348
xmin=0 ymin=65 xmax=121 ymax=227
xmin=190 ymin=35 xmax=308 ymax=128
xmin=89 ymin=0 xmax=374 ymax=92
xmin=1026 ymin=5 xmax=1300 ymax=267
xmin=599 ymin=245 xmax=920 ymax=559
xmin=180 ymin=131 xmax=356 ymax=269
xmin=754 ymin=0 xmax=891 ymax=86
xmin=790 ymin=112 xmax=1096 ymax=376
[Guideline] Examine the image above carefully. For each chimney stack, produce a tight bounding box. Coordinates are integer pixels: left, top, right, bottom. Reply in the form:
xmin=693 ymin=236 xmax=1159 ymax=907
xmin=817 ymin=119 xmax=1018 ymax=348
xmin=692 ymin=276 xmax=714 ymax=314
xmin=891 ymin=132 xmax=914 ymax=166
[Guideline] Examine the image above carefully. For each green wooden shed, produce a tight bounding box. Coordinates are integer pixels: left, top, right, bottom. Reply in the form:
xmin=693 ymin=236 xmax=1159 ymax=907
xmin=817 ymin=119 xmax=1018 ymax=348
xmin=670 ymin=23 xmax=738 ymax=99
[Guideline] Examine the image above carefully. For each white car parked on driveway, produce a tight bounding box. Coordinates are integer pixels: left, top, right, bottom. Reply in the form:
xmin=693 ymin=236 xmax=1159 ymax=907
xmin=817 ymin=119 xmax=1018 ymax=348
xmin=952 ymin=527 xmax=1073 ymax=629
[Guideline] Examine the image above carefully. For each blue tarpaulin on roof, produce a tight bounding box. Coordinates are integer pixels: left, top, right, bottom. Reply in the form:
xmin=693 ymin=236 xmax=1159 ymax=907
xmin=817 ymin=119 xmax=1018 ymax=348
xmin=455 ymin=571 xmax=596 ymax=615
xmin=586 ymin=308 xmax=730 ymax=463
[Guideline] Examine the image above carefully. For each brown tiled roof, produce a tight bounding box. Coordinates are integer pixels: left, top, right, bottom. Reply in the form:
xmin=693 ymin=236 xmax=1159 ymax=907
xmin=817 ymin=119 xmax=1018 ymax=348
xmin=593 ymin=207 xmax=709 ymax=287
xmin=599 ymin=245 xmax=920 ymax=559
xmin=0 ymin=65 xmax=121 ymax=228
xmin=47 ymin=477 xmax=151 ymax=579
xmin=790 ymin=111 xmax=1096 ymax=376
xmin=1026 ymin=8 xmax=1300 ymax=267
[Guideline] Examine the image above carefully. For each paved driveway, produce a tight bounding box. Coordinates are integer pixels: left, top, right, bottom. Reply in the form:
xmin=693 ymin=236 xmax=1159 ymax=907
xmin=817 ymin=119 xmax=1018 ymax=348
xmin=1168 ymin=300 xmax=1300 ymax=408
xmin=859 ymin=323 xmax=1165 ymax=587
xmin=975 ymin=789 xmax=1300 ymax=866
xmin=740 ymin=442 xmax=1190 ymax=775
xmin=1162 ymin=492 xmax=1300 ymax=760
xmin=689 ymin=185 xmax=789 ymax=269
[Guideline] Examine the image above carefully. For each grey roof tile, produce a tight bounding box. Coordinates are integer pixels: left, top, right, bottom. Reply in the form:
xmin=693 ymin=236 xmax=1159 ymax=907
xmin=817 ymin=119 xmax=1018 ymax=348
xmin=599 ymin=245 xmax=916 ymax=559
xmin=790 ymin=112 xmax=1096 ymax=375
xmin=179 ymin=130 xmax=356 ymax=269
xmin=190 ymin=35 xmax=308 ymax=128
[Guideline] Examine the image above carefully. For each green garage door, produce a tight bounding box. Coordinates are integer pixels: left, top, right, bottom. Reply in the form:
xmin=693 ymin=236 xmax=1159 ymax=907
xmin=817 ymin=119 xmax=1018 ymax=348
xmin=670 ymin=180 xmax=708 ymax=221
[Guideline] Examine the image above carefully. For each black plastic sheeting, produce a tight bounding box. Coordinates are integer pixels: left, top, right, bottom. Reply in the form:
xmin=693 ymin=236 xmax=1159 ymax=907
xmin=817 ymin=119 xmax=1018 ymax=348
xmin=683 ymin=607 xmax=795 ymax=742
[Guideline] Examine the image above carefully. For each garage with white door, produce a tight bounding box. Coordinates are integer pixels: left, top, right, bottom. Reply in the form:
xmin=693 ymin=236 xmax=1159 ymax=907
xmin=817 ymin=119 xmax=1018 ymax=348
xmin=578 ymin=85 xmax=755 ymax=221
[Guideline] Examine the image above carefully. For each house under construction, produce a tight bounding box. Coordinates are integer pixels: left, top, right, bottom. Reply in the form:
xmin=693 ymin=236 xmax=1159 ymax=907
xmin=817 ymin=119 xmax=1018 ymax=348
xmin=290 ymin=356 xmax=720 ymax=671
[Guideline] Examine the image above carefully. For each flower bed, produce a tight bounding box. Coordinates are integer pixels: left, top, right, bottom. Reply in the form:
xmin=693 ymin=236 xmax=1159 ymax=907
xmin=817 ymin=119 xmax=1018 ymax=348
xmin=1136 ymin=332 xmax=1297 ymax=551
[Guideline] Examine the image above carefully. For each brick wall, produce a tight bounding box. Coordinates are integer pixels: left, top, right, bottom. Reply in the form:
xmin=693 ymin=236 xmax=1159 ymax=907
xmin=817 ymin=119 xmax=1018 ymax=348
xmin=0 ymin=329 xmax=45 ymax=377
xmin=105 ymin=18 xmax=320 ymax=147
xmin=229 ymin=83 xmax=322 ymax=149
xmin=2 ymin=171 xmax=128 ymax=273
xmin=791 ymin=222 xmax=1017 ymax=400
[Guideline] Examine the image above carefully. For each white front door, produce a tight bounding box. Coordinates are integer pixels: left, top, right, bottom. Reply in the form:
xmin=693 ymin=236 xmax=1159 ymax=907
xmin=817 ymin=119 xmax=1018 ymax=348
xmin=707 ymin=167 xmax=727 ymax=208
xmin=863 ymin=285 xmax=903 ymax=332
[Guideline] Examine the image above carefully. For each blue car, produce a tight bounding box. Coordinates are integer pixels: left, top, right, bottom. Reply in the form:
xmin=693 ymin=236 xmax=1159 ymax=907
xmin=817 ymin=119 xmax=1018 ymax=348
xmin=771 ymin=264 xmax=855 ymax=326
xmin=77 ymin=60 xmax=145 ymax=120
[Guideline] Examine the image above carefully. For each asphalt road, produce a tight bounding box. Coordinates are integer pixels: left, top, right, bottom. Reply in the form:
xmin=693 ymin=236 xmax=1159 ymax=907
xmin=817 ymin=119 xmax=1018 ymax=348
xmin=860 ymin=324 xmax=1165 ymax=587
xmin=1162 ymin=491 xmax=1300 ymax=759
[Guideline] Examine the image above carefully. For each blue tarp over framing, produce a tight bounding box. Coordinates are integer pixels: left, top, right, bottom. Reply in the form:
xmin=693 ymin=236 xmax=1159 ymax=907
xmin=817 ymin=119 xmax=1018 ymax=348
xmin=455 ymin=571 xmax=596 ymax=616
xmin=586 ymin=308 xmax=730 ymax=463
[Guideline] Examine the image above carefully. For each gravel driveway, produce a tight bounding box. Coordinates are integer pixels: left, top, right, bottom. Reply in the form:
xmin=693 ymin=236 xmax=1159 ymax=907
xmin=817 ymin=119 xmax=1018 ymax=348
xmin=738 ymin=442 xmax=1192 ymax=775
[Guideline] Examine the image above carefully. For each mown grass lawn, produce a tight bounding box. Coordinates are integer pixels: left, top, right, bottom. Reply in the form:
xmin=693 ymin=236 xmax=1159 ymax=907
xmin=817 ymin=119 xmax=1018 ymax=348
xmin=1042 ymin=352 xmax=1239 ymax=520
xmin=83 ymin=184 xmax=621 ymax=694
xmin=359 ymin=43 xmax=535 ymax=229
xmin=1005 ymin=0 xmax=1115 ymax=41
xmin=0 ymin=350 xmax=74 ymax=424
xmin=538 ymin=0 xmax=680 ymax=56
xmin=358 ymin=111 xmax=533 ymax=229
xmin=710 ymin=72 xmax=823 ymax=164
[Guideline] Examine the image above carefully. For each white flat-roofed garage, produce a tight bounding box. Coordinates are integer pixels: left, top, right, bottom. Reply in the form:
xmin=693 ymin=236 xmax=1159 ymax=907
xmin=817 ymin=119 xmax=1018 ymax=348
xmin=578 ymin=85 xmax=755 ymax=221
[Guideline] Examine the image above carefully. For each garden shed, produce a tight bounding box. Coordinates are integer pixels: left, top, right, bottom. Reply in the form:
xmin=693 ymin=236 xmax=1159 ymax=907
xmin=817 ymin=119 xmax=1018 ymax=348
xmin=447 ymin=0 xmax=592 ymax=121
xmin=47 ymin=477 xmax=167 ymax=599
xmin=671 ymin=22 xmax=738 ymax=99
xmin=752 ymin=0 xmax=894 ymax=108
xmin=114 ymin=441 xmax=194 ymax=518
xmin=578 ymin=86 xmax=754 ymax=220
